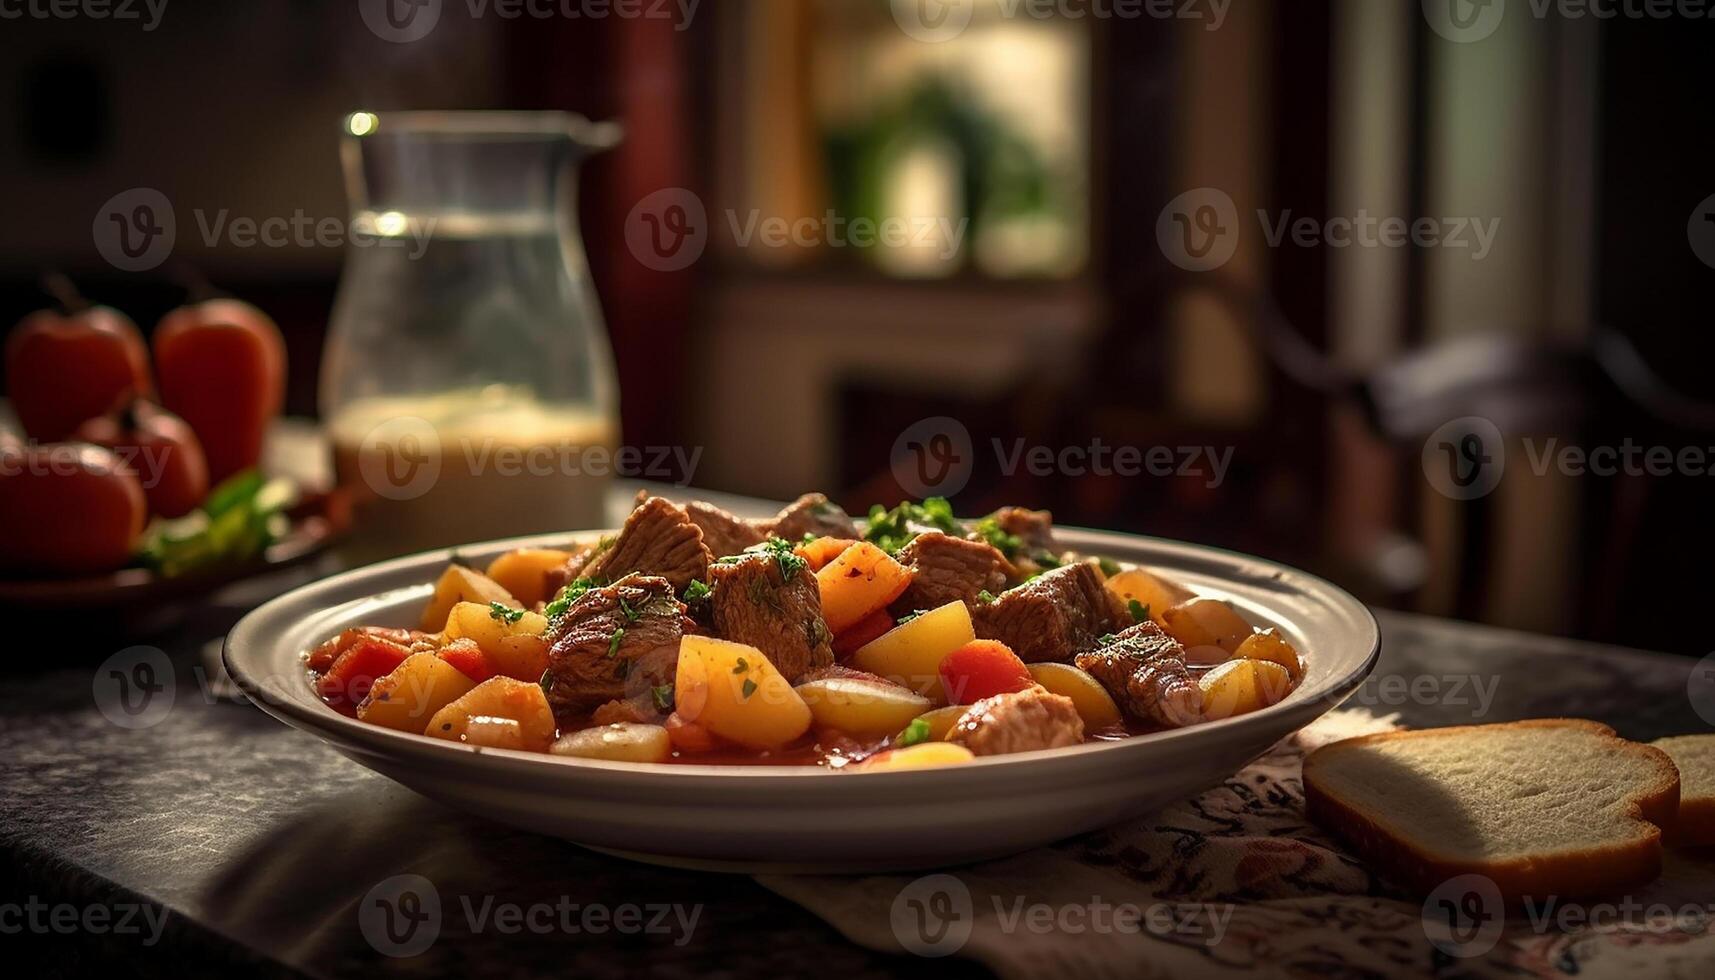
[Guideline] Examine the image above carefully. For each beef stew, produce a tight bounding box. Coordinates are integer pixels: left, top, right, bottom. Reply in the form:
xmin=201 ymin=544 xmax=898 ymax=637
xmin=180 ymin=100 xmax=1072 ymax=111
xmin=305 ymin=495 xmax=1306 ymax=770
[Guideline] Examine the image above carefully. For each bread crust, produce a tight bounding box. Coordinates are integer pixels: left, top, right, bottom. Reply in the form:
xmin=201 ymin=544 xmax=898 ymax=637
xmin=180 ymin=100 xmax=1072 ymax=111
xmin=1303 ymin=719 xmax=1681 ymax=902
xmin=1653 ymin=735 xmax=1715 ymax=846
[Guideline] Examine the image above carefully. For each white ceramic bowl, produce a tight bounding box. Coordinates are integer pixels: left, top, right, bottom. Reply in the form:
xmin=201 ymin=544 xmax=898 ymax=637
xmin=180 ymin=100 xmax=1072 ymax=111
xmin=225 ymin=527 xmax=1378 ymax=873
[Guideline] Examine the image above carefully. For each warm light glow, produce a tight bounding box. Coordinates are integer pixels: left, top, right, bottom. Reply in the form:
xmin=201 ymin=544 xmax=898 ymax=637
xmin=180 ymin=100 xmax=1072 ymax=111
xmin=373 ymin=210 xmax=408 ymax=236
xmin=347 ymin=112 xmax=378 ymax=137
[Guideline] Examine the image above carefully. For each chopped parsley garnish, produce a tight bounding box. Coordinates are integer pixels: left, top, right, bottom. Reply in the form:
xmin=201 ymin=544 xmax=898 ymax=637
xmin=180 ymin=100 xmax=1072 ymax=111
xmin=1033 ymin=550 xmax=1063 ymax=570
xmin=740 ymin=678 xmax=758 ymax=700
xmin=1098 ymin=633 xmax=1118 ymax=646
xmin=895 ymin=717 xmax=931 ymax=747
xmin=972 ymin=517 xmax=1023 ymax=560
xmin=895 ymin=609 xmax=931 ymax=626
xmin=714 ymin=536 xmax=808 ymax=581
xmin=618 ymin=595 xmax=640 ymax=622
xmin=1098 ymin=557 xmax=1122 ymax=577
xmin=732 ymin=657 xmax=749 ymax=675
xmin=606 ymin=627 xmax=625 ymax=658
xmin=1128 ymin=599 xmax=1150 ymax=623
xmin=652 ymin=684 xmax=674 ymax=712
xmin=976 ymin=590 xmax=998 ymax=605
xmin=543 ymin=578 xmax=597 ymax=621
xmin=683 ymin=580 xmax=712 ymax=603
xmin=760 ymin=536 xmax=808 ymax=580
xmin=864 ymin=498 xmax=965 ymax=554
xmin=488 ymin=602 xmax=526 ymax=625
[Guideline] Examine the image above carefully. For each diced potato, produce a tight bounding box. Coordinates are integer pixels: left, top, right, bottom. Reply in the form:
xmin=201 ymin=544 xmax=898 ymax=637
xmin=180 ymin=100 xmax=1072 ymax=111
xmin=1104 ymin=568 xmax=1193 ymax=626
xmin=850 ymin=601 xmax=975 ymax=703
xmin=461 ymin=716 xmax=526 ymax=750
xmin=443 ymin=601 xmax=550 ymax=681
xmin=426 ymin=676 xmax=556 ymax=750
xmin=815 ymin=542 xmax=914 ymax=632
xmin=796 ymin=678 xmax=931 ymax=738
xmin=1199 ymin=659 xmax=1293 ymax=721
xmin=421 ymin=565 xmax=518 ymax=631
xmin=1027 ymin=663 xmax=1123 ymax=731
xmin=854 ymin=743 xmax=976 ymax=772
xmin=675 ymin=636 xmax=811 ymax=749
xmin=484 ymin=548 xmax=572 ymax=607
xmin=551 ymin=723 xmax=673 ymax=763
xmin=912 ymin=705 xmax=968 ymax=742
xmin=1161 ymin=597 xmax=1254 ymax=652
xmin=357 ymin=653 xmax=477 ymax=732
xmin=1232 ymin=628 xmax=1303 ymax=682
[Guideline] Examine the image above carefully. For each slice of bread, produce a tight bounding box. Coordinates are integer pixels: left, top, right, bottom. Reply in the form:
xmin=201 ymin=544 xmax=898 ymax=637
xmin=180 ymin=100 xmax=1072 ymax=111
xmin=1651 ymin=735 xmax=1715 ymax=846
xmin=1303 ymin=719 xmax=1680 ymax=900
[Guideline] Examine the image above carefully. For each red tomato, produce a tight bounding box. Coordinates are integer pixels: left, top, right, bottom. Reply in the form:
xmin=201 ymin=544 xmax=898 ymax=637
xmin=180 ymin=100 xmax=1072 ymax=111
xmin=6 ymin=304 xmax=151 ymax=442
xmin=664 ymin=712 xmax=718 ymax=754
xmin=0 ymin=444 xmax=147 ymax=577
xmin=938 ymin=640 xmax=1035 ymax=705
xmin=437 ymin=639 xmax=498 ymax=684
xmin=317 ymin=636 xmax=412 ymax=707
xmin=74 ymin=398 xmax=210 ymax=518
xmin=154 ymin=297 xmax=285 ymax=483
xmin=833 ymin=609 xmax=896 ymax=659
xmin=307 ymin=626 xmax=430 ymax=673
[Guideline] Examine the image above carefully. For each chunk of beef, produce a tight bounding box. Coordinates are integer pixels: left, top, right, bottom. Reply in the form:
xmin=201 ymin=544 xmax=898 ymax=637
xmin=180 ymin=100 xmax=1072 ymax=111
xmin=708 ymin=552 xmax=833 ymax=682
xmin=947 ymin=688 xmax=1085 ymax=756
xmin=544 ymin=575 xmax=691 ymax=719
xmin=984 ymin=506 xmax=1056 ymax=553
xmin=1075 ymin=621 xmax=1201 ymax=728
xmin=892 ymin=531 xmax=1012 ymax=613
xmin=971 ymin=561 xmax=1128 ymax=663
xmin=767 ymin=493 xmax=859 ymax=542
xmin=796 ymin=664 xmax=907 ymax=690
xmin=581 ymin=496 xmax=711 ymax=593
xmin=543 ymin=540 xmax=600 ymax=600
xmin=685 ymin=500 xmax=768 ymax=559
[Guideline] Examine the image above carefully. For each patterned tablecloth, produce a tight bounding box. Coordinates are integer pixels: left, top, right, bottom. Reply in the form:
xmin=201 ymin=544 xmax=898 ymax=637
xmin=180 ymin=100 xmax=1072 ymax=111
xmin=761 ymin=708 xmax=1715 ymax=979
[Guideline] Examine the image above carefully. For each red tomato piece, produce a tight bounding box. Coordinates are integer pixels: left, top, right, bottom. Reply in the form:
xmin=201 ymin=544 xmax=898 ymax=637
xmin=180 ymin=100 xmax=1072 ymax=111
xmin=664 ymin=712 xmax=718 ymax=754
xmin=437 ymin=639 xmax=498 ymax=684
xmin=832 ymin=609 xmax=895 ymax=659
xmin=938 ymin=640 xmax=1035 ymax=705
xmin=317 ymin=637 xmax=412 ymax=706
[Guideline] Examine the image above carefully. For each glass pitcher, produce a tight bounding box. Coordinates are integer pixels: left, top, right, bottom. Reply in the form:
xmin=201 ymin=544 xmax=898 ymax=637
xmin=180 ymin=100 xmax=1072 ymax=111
xmin=322 ymin=111 xmax=623 ymax=557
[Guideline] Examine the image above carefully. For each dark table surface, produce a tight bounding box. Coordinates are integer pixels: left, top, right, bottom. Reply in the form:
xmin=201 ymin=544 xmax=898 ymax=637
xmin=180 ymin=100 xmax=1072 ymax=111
xmin=2 ymin=491 xmax=1709 ymax=978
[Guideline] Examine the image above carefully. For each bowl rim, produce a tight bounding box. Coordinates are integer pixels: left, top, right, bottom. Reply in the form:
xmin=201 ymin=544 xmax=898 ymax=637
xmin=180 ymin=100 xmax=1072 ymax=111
xmin=225 ymin=525 xmax=1380 ymax=786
